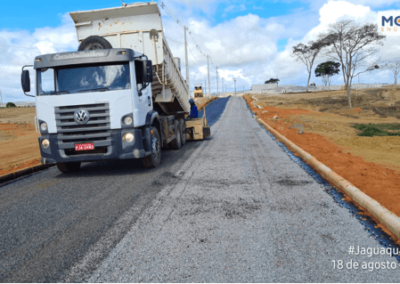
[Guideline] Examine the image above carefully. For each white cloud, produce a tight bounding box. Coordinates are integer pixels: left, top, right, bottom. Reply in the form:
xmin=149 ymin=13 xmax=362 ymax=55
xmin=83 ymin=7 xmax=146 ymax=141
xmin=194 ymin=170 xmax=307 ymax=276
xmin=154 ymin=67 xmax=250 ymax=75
xmin=257 ymin=0 xmax=398 ymax=87
xmin=163 ymin=11 xmax=288 ymax=91
xmin=0 ymin=13 xmax=77 ymax=103
xmin=348 ymin=0 xmax=400 ymax=7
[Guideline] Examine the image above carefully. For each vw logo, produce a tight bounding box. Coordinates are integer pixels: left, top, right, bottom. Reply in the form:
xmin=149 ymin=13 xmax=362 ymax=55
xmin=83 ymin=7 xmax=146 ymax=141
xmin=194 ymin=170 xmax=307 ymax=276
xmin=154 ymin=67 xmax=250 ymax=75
xmin=74 ymin=109 xmax=90 ymax=125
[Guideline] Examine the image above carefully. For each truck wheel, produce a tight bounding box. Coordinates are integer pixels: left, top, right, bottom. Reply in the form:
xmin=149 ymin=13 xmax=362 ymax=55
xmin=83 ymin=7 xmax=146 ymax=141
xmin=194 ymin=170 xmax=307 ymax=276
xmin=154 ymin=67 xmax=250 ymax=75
xmin=180 ymin=119 xmax=186 ymax=146
xmin=170 ymin=121 xmax=182 ymax=150
xmin=78 ymin=36 xmax=112 ymax=51
xmin=142 ymin=126 xmax=161 ymax=168
xmin=56 ymin=162 xmax=81 ymax=173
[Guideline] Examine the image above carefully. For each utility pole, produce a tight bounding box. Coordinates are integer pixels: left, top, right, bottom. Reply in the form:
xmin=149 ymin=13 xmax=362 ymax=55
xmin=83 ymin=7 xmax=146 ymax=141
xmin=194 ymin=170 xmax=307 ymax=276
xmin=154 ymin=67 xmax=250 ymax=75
xmin=207 ymin=55 xmax=211 ymax=96
xmin=216 ymin=66 xmax=219 ymax=97
xmin=222 ymin=78 xmax=224 ymax=96
xmin=184 ymin=26 xmax=190 ymax=92
xmin=234 ymin=78 xmax=237 ymax=97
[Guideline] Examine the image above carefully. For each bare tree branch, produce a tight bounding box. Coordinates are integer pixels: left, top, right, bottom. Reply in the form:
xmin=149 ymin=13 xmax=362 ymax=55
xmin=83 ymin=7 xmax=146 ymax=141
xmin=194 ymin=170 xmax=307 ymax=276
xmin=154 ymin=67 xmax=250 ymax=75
xmin=315 ymin=20 xmax=385 ymax=108
xmin=292 ymin=41 xmax=324 ymax=92
xmin=382 ymin=60 xmax=400 ymax=85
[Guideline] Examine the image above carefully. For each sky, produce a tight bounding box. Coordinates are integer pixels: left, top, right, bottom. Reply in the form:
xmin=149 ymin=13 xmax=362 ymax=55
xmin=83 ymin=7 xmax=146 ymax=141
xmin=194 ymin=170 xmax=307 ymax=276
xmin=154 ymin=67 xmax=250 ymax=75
xmin=1 ymin=0 xmax=400 ymax=102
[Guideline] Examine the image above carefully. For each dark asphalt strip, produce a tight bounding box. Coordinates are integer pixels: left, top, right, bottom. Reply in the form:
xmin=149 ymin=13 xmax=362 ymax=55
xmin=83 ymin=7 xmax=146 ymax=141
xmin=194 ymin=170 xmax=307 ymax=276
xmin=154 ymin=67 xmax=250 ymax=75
xmin=244 ymin=99 xmax=400 ymax=262
xmin=199 ymin=97 xmax=230 ymax=126
xmin=0 ymin=99 xmax=230 ymax=282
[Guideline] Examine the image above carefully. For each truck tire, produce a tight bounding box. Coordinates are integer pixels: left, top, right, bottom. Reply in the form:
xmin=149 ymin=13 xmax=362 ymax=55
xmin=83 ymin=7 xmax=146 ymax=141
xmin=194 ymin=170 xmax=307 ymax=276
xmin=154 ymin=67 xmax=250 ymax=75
xmin=170 ymin=120 xmax=182 ymax=150
xmin=56 ymin=162 xmax=81 ymax=173
xmin=179 ymin=119 xmax=186 ymax=146
xmin=78 ymin=36 xmax=112 ymax=51
xmin=142 ymin=126 xmax=161 ymax=168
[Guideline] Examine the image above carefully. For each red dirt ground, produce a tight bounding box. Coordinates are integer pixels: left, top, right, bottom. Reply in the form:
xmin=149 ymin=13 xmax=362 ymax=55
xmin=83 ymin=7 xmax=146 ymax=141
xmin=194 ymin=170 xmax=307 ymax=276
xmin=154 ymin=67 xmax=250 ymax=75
xmin=0 ymin=123 xmax=41 ymax=176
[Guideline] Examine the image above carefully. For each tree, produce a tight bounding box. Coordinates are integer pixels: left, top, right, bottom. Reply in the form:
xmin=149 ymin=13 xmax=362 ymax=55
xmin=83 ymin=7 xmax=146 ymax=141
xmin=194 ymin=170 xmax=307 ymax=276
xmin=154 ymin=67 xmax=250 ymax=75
xmin=315 ymin=61 xmax=341 ymax=86
xmin=383 ymin=61 xmax=400 ymax=85
xmin=292 ymin=40 xmax=324 ymax=92
xmin=316 ymin=20 xmax=385 ymax=108
xmin=265 ymin=78 xmax=280 ymax=85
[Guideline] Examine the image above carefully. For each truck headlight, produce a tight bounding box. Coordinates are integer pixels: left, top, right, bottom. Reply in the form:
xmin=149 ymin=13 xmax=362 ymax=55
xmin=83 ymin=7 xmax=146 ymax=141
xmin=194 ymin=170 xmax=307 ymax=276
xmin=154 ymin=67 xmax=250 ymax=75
xmin=40 ymin=122 xmax=48 ymax=132
xmin=42 ymin=139 xmax=50 ymax=149
xmin=123 ymin=116 xmax=133 ymax=125
xmin=123 ymin=133 xmax=134 ymax=143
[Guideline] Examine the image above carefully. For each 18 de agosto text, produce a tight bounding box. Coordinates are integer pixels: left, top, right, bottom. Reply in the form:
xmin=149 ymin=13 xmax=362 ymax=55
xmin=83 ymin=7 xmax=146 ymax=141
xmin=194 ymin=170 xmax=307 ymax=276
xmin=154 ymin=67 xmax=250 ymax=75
xmin=332 ymin=246 xmax=400 ymax=272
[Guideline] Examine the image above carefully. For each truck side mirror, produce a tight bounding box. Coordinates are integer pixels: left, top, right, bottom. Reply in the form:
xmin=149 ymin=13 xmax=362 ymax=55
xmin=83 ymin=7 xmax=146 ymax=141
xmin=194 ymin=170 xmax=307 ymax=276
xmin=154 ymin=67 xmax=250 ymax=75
xmin=146 ymin=60 xmax=153 ymax=83
xmin=21 ymin=70 xmax=31 ymax=93
xmin=142 ymin=61 xmax=148 ymax=83
xmin=135 ymin=60 xmax=144 ymax=85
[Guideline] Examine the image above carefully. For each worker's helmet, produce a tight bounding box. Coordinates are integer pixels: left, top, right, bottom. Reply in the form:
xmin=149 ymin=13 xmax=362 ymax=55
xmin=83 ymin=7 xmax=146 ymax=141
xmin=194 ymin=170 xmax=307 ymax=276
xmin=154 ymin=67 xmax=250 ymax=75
xmin=189 ymin=99 xmax=194 ymax=105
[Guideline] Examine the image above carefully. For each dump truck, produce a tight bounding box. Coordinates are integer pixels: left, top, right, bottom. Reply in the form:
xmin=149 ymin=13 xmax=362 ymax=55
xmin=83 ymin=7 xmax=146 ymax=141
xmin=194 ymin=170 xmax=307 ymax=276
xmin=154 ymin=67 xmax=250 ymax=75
xmin=194 ymin=84 xmax=204 ymax=98
xmin=20 ymin=2 xmax=210 ymax=173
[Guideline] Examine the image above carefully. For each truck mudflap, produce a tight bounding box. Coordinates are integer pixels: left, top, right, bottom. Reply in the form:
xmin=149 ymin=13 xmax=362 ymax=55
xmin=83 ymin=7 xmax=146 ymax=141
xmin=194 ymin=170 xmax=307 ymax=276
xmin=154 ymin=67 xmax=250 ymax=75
xmin=39 ymin=129 xmax=151 ymax=164
xmin=203 ymin=126 xmax=211 ymax=138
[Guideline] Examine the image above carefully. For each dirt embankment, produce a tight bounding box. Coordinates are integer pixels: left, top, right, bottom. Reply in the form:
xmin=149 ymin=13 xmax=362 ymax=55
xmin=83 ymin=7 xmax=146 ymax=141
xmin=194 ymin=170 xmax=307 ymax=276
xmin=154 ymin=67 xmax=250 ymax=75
xmin=0 ymin=107 xmax=41 ymax=176
xmin=244 ymin=87 xmax=400 ymax=228
xmin=251 ymin=87 xmax=400 ymax=170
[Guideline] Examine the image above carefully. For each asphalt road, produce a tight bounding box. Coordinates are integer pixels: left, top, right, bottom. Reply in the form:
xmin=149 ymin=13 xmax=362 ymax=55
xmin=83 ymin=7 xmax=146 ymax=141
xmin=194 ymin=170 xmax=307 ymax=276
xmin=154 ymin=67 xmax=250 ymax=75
xmin=0 ymin=98 xmax=229 ymax=283
xmin=2 ymin=97 xmax=400 ymax=282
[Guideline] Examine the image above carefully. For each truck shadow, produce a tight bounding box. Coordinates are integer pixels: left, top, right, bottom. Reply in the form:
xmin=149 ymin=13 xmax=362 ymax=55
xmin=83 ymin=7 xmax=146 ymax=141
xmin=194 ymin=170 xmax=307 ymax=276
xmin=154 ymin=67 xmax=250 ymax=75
xmin=53 ymin=140 xmax=203 ymax=179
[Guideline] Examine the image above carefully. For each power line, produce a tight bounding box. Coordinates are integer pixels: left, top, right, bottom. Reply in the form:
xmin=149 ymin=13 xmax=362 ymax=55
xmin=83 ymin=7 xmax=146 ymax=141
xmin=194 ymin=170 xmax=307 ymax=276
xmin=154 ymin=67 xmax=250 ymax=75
xmin=187 ymin=44 xmax=202 ymax=65
xmin=159 ymin=1 xmax=226 ymax=94
xmin=164 ymin=35 xmax=202 ymax=66
xmin=159 ymin=1 xmax=218 ymax=68
xmin=164 ymin=36 xmax=184 ymax=45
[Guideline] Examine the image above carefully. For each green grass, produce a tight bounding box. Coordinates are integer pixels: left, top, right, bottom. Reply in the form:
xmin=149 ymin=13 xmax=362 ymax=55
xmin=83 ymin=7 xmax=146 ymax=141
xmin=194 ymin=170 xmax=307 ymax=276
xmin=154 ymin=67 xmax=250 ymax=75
xmin=352 ymin=123 xmax=400 ymax=137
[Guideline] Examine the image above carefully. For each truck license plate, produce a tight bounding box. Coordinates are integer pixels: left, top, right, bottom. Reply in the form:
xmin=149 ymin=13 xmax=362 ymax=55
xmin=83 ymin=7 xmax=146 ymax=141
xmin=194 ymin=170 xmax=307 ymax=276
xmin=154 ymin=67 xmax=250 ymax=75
xmin=75 ymin=143 xmax=95 ymax=151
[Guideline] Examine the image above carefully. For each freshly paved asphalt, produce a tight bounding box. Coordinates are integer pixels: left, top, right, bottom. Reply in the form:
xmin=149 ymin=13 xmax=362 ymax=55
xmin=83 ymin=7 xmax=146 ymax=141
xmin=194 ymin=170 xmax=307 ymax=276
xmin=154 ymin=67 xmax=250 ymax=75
xmin=0 ymin=99 xmax=228 ymax=282
xmin=2 ymin=97 xmax=400 ymax=282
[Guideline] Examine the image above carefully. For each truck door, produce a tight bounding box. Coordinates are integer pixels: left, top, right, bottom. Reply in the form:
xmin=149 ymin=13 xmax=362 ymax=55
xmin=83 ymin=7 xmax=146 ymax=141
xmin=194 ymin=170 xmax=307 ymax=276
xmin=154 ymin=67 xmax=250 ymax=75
xmin=134 ymin=59 xmax=153 ymax=126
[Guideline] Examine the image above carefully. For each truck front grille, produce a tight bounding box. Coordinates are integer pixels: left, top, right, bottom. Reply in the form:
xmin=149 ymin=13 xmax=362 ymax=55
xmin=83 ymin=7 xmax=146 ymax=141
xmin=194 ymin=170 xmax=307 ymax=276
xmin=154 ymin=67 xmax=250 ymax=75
xmin=54 ymin=103 xmax=111 ymax=154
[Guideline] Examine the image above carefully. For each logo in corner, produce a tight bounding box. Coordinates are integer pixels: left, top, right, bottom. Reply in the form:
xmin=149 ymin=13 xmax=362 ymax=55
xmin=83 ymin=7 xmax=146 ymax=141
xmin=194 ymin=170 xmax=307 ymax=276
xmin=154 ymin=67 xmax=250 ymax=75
xmin=378 ymin=11 xmax=400 ymax=36
xmin=74 ymin=109 xmax=90 ymax=125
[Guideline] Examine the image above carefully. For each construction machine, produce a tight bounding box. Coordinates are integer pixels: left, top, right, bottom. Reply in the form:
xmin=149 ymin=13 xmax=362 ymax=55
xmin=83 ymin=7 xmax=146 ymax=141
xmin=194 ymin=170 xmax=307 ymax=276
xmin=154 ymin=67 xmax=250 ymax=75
xmin=194 ymin=84 xmax=204 ymax=98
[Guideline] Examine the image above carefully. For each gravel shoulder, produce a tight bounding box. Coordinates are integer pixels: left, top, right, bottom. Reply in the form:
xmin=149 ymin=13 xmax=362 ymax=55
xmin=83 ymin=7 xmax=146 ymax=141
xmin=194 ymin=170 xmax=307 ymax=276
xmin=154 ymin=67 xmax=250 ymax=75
xmin=84 ymin=97 xmax=400 ymax=282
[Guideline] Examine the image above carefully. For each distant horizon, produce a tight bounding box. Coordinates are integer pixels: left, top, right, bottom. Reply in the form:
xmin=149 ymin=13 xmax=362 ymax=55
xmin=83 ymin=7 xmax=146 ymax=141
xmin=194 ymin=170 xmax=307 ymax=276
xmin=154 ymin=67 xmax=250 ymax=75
xmin=2 ymin=82 xmax=396 ymax=104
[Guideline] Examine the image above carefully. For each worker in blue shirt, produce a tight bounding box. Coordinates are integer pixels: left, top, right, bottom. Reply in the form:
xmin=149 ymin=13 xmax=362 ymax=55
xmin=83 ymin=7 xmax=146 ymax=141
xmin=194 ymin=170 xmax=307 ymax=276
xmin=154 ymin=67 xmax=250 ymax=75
xmin=188 ymin=98 xmax=199 ymax=119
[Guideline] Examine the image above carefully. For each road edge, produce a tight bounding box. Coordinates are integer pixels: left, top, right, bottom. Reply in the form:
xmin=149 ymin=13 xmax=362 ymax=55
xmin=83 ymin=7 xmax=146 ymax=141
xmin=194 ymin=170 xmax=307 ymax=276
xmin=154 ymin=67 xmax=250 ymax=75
xmin=257 ymin=117 xmax=400 ymax=240
xmin=0 ymin=164 xmax=54 ymax=185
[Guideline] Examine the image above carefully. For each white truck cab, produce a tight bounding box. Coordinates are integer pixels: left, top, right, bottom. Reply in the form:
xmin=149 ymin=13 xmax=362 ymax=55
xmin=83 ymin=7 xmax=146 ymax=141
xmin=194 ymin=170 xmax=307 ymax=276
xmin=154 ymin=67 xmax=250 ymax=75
xmin=22 ymin=48 xmax=170 ymax=172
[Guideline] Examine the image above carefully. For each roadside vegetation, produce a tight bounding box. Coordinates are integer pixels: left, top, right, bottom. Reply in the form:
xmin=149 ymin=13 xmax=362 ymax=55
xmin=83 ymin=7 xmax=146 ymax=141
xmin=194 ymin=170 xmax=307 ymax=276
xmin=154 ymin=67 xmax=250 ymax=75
xmin=352 ymin=123 xmax=400 ymax=137
xmin=293 ymin=20 xmax=385 ymax=108
xmin=245 ymin=85 xmax=400 ymax=172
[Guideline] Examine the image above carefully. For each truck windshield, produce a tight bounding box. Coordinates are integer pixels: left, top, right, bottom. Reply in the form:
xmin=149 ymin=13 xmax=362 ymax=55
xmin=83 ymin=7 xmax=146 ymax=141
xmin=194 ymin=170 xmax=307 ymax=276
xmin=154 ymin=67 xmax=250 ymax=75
xmin=37 ymin=63 xmax=131 ymax=95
